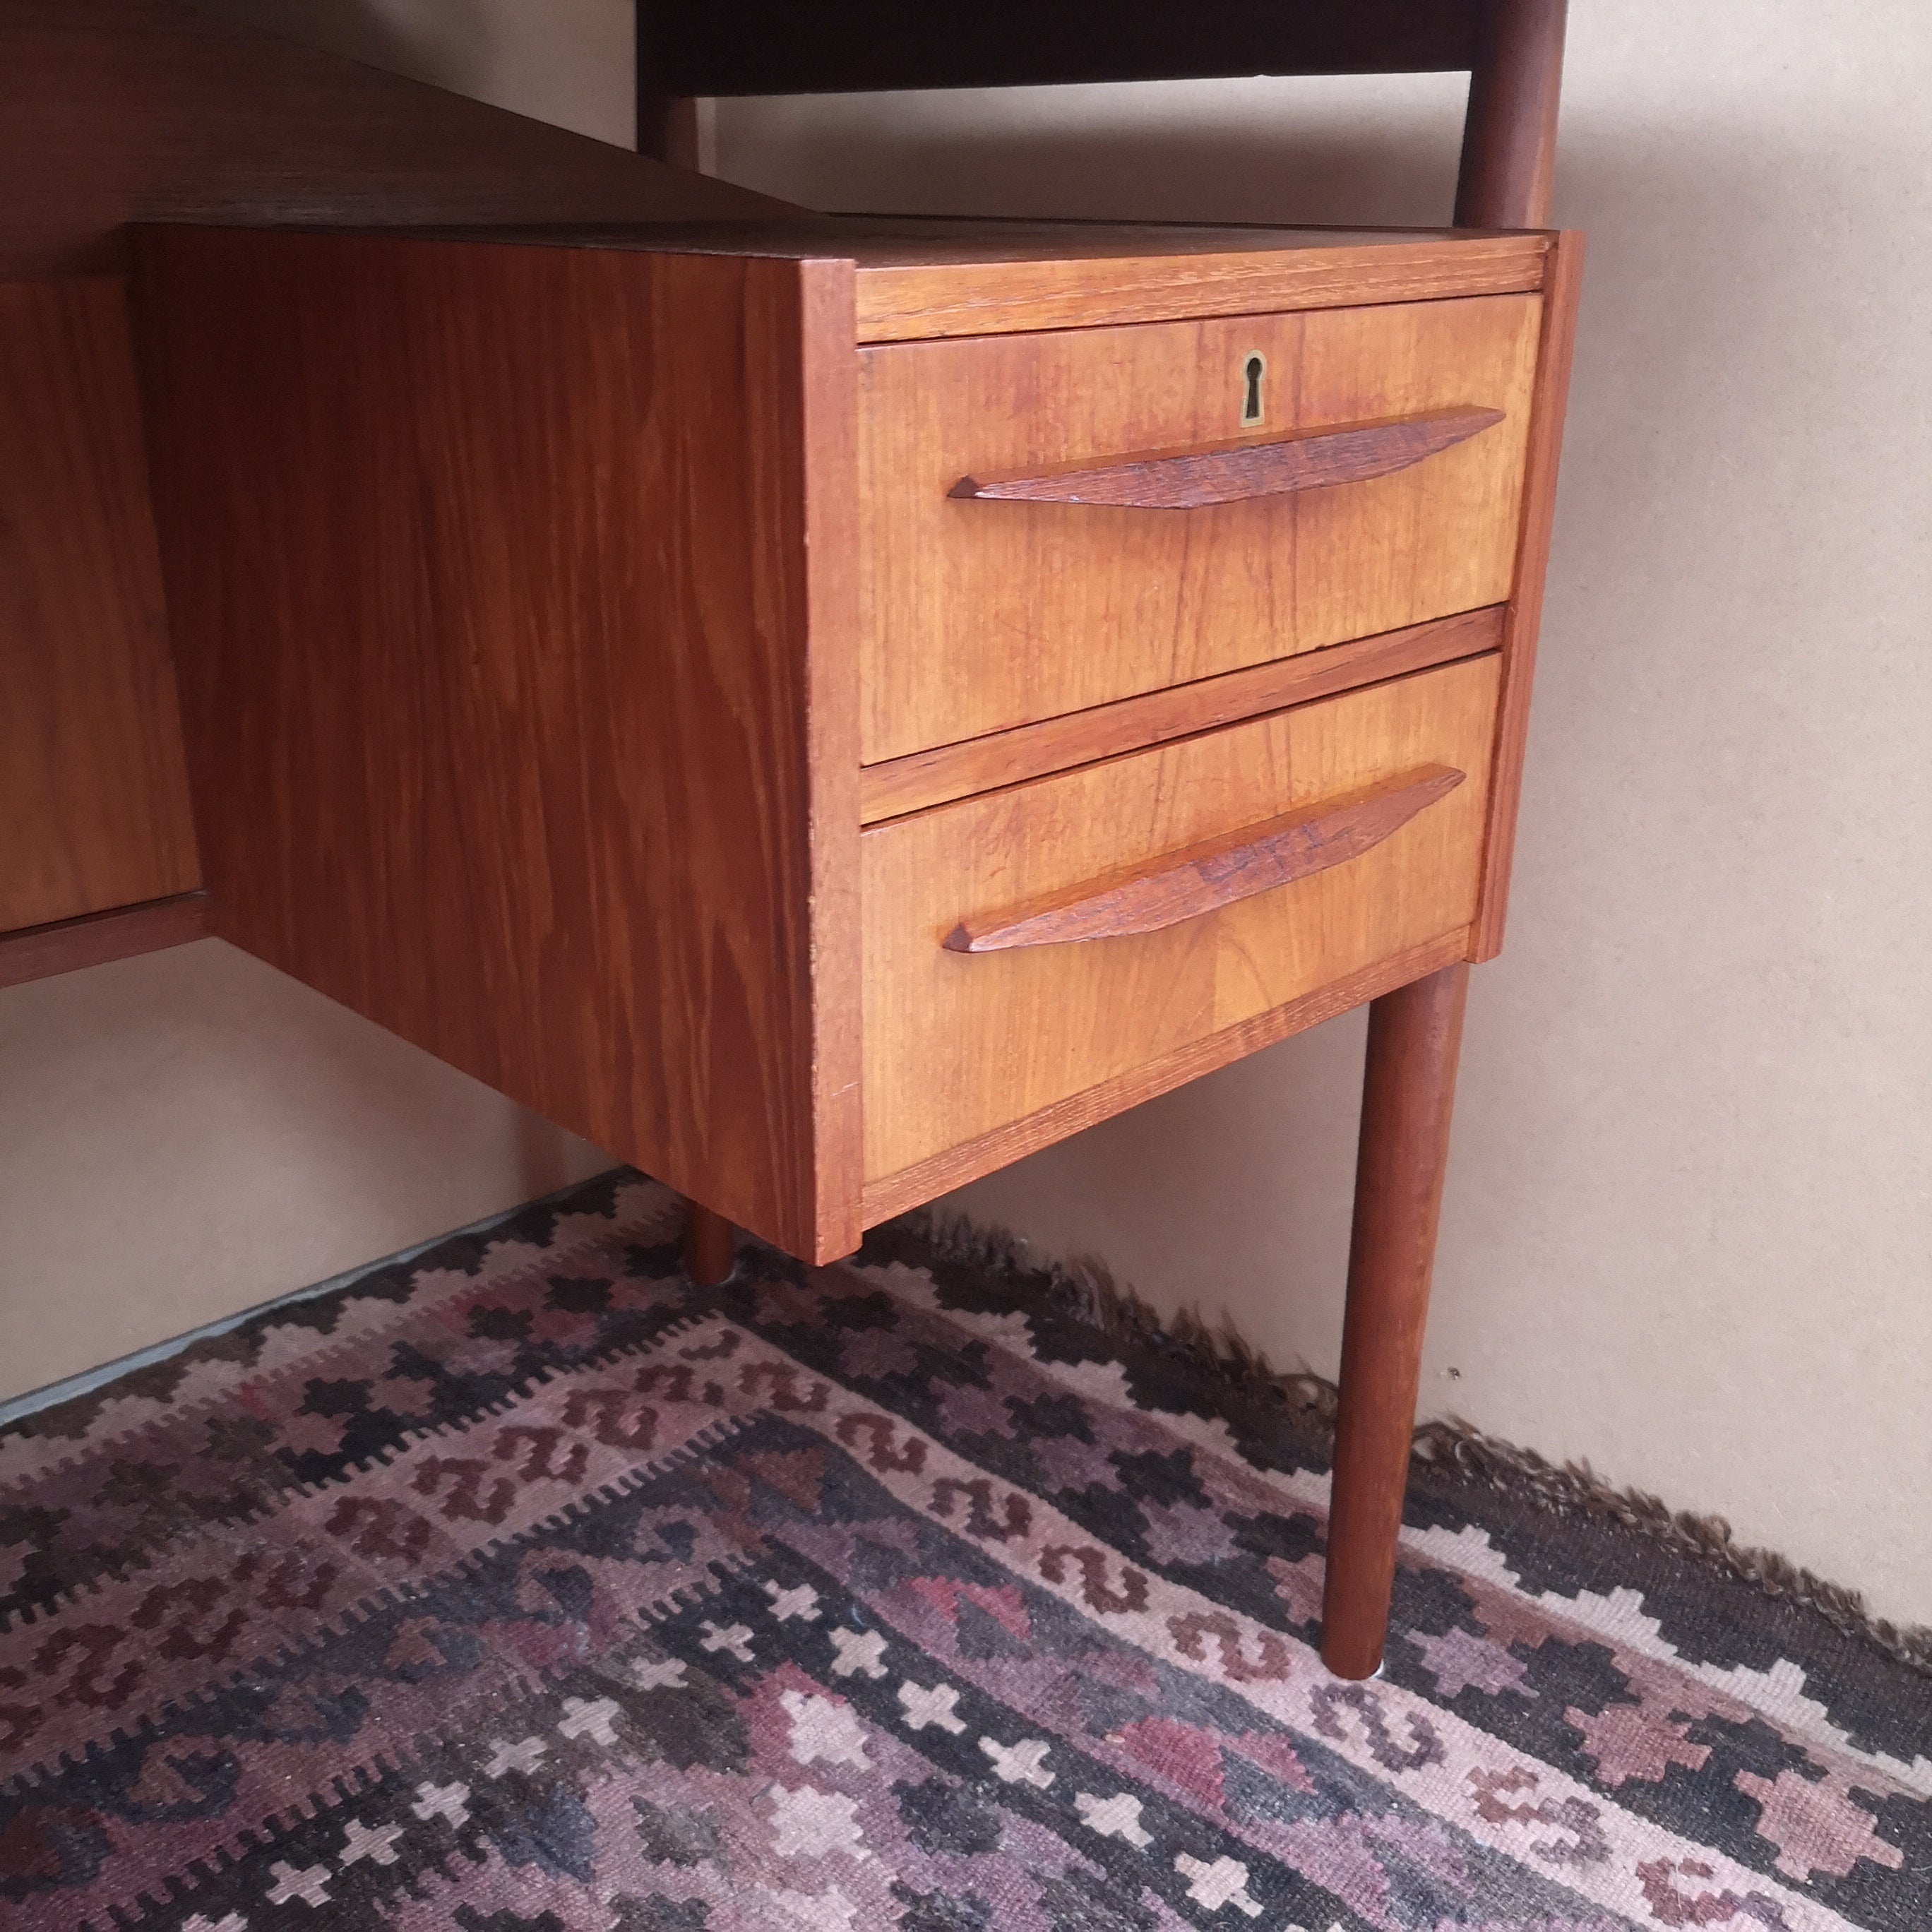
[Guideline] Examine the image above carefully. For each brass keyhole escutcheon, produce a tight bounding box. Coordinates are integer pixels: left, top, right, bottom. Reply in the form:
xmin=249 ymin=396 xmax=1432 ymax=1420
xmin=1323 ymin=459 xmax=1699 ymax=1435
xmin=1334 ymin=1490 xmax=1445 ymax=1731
xmin=1241 ymin=352 xmax=1266 ymax=427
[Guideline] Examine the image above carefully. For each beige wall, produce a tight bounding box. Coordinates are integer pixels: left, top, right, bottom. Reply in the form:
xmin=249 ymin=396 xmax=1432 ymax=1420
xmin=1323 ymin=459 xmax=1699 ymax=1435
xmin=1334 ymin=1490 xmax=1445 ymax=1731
xmin=20 ymin=3 xmax=1920 ymax=1623
xmin=0 ymin=941 xmax=609 ymax=1399
xmin=716 ymin=4 xmax=1932 ymax=1625
xmin=0 ymin=0 xmax=633 ymax=1403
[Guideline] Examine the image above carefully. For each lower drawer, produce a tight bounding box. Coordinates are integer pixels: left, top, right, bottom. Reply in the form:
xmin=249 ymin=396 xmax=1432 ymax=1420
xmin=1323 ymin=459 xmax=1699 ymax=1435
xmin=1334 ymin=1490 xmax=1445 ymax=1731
xmin=860 ymin=652 xmax=1501 ymax=1188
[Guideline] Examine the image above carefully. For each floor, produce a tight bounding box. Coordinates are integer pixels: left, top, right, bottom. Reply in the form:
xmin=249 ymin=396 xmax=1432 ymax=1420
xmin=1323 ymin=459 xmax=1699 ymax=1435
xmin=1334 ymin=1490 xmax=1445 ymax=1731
xmin=6 ymin=930 xmax=1927 ymax=1640
xmin=0 ymin=936 xmax=611 ymax=1403
xmin=10 ymin=1169 xmax=1923 ymax=1932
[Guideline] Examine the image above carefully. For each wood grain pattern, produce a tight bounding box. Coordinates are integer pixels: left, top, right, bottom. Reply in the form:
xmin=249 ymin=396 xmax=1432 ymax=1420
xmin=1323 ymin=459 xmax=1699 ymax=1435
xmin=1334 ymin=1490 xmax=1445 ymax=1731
xmin=858 ymin=608 xmax=1503 ymax=823
xmin=652 ymin=1 xmax=1484 ymax=97
xmin=135 ymin=227 xmax=863 ymax=1263
xmin=0 ymin=277 xmax=201 ymax=931
xmin=1455 ymin=0 xmax=1568 ymax=229
xmin=859 ymin=294 xmax=1539 ymax=763
xmin=795 ymin=245 xmax=869 ymax=1255
xmin=859 ymin=929 xmax=1469 ymax=1227
xmin=681 ymin=1201 xmax=739 ymax=1285
xmin=0 ymin=0 xmax=786 ymax=277
xmin=861 ymin=655 xmax=1499 ymax=1188
xmin=949 ymin=406 xmax=1504 ymax=509
xmin=0 ymin=891 xmax=207 ymax=991
xmin=945 ymin=767 xmax=1464 ymax=953
xmin=455 ymin=222 xmax=1549 ymax=342
xmin=1321 ymin=959 xmax=1470 ymax=1679
xmin=854 ymin=232 xmax=1549 ymax=342
xmin=0 ymin=0 xmax=792 ymax=948
xmin=1472 ymin=230 xmax=1584 ymax=958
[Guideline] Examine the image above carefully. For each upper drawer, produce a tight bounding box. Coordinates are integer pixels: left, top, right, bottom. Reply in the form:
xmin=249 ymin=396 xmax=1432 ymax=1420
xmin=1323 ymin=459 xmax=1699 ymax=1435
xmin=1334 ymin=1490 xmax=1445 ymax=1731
xmin=858 ymin=293 xmax=1540 ymax=763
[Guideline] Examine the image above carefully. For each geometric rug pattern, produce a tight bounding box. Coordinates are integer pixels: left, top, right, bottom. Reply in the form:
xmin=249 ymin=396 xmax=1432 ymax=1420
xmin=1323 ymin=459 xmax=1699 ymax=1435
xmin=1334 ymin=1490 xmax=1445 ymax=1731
xmin=1 ymin=1172 xmax=1924 ymax=1929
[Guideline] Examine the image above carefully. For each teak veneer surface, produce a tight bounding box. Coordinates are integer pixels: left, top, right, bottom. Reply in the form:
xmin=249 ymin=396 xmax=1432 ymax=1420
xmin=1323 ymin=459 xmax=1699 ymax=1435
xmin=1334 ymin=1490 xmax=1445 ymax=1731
xmin=1473 ymin=228 xmax=1584 ymax=958
xmin=430 ymin=219 xmax=1550 ymax=340
xmin=0 ymin=0 xmax=792 ymax=953
xmin=857 ymin=607 xmax=1503 ymax=823
xmin=859 ymin=294 xmax=1539 ymax=761
xmin=0 ymin=278 xmax=201 ymax=931
xmin=131 ymin=218 xmax=1570 ymax=1254
xmin=859 ymin=929 xmax=1470 ymax=1228
xmin=861 ymin=654 xmax=1501 ymax=1187
xmin=135 ymin=227 xmax=862 ymax=1262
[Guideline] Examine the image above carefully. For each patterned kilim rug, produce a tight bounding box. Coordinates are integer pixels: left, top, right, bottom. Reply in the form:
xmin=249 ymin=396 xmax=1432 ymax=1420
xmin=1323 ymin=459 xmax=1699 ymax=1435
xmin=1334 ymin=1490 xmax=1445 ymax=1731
xmin=1 ymin=1173 xmax=1926 ymax=1932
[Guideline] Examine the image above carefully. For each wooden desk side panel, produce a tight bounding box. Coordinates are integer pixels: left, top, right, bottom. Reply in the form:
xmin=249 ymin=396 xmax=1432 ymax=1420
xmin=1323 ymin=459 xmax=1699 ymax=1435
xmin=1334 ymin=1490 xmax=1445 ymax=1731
xmin=133 ymin=231 xmax=861 ymax=1260
xmin=1472 ymin=229 xmax=1585 ymax=958
xmin=0 ymin=278 xmax=201 ymax=930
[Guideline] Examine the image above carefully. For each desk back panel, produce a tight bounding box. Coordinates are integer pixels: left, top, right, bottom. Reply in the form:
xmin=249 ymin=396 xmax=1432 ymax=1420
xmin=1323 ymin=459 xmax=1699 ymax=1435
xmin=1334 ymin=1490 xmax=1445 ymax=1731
xmin=0 ymin=0 xmax=787 ymax=962
xmin=0 ymin=278 xmax=200 ymax=931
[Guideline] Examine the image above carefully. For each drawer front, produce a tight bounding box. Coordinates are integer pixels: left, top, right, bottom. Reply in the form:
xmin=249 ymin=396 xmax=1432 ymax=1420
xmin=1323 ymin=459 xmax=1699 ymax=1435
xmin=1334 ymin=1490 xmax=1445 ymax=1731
xmin=861 ymin=653 xmax=1501 ymax=1184
xmin=859 ymin=294 xmax=1539 ymax=763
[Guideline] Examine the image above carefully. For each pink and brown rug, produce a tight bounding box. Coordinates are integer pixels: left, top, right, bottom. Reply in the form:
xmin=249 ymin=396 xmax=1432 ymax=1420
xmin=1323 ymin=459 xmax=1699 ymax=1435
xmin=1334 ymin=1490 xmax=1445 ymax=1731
xmin=1 ymin=1172 xmax=1924 ymax=1931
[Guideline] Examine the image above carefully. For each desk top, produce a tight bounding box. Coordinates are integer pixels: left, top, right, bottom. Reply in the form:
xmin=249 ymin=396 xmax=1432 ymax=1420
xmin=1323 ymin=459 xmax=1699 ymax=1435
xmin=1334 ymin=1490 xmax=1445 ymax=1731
xmin=201 ymin=215 xmax=1556 ymax=342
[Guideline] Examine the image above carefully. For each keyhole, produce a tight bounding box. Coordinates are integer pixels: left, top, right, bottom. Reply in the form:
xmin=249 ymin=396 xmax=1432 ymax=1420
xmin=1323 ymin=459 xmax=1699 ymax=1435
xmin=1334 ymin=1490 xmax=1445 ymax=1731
xmin=1241 ymin=352 xmax=1266 ymax=427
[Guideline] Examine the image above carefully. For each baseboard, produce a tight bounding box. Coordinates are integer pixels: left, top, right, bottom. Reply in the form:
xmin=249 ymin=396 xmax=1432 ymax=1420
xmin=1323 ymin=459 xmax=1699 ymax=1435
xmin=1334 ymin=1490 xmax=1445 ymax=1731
xmin=0 ymin=890 xmax=209 ymax=990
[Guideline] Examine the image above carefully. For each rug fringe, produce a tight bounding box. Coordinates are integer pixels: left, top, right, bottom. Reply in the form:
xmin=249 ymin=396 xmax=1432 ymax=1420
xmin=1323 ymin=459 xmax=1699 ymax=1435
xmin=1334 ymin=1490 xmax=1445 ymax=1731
xmin=903 ymin=1210 xmax=1340 ymax=1426
xmin=899 ymin=1208 xmax=1932 ymax=1679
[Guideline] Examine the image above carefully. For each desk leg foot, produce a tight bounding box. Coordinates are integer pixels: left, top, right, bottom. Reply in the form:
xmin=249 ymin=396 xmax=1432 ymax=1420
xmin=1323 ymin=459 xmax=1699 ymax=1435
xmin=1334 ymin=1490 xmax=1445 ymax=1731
xmin=1321 ymin=960 xmax=1469 ymax=1679
xmin=683 ymin=1200 xmax=738 ymax=1286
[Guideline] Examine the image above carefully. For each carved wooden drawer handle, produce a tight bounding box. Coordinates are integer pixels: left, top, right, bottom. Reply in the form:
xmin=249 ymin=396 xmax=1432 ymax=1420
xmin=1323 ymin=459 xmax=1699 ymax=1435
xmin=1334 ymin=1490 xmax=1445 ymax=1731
xmin=949 ymin=406 xmax=1504 ymax=510
xmin=943 ymin=765 xmax=1464 ymax=953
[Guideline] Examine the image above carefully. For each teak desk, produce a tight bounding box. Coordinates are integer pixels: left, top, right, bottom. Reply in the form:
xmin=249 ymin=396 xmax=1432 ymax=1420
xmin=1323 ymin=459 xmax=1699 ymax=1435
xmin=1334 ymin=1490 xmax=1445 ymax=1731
xmin=133 ymin=213 xmax=1578 ymax=1679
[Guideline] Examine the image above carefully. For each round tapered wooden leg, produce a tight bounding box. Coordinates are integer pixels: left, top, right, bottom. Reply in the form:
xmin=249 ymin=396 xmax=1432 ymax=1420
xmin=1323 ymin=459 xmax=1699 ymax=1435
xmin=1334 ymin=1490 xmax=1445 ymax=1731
xmin=682 ymin=1200 xmax=737 ymax=1286
xmin=1321 ymin=961 xmax=1470 ymax=1679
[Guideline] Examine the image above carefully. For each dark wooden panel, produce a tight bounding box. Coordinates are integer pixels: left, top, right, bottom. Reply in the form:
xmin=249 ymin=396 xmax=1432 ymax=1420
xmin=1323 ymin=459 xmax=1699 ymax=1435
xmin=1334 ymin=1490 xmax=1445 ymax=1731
xmin=854 ymin=233 xmax=1549 ymax=340
xmin=0 ymin=893 xmax=208 ymax=992
xmin=0 ymin=0 xmax=791 ymax=277
xmin=648 ymin=0 xmax=1482 ymax=97
xmin=0 ymin=278 xmax=201 ymax=931
xmin=135 ymin=229 xmax=863 ymax=1262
